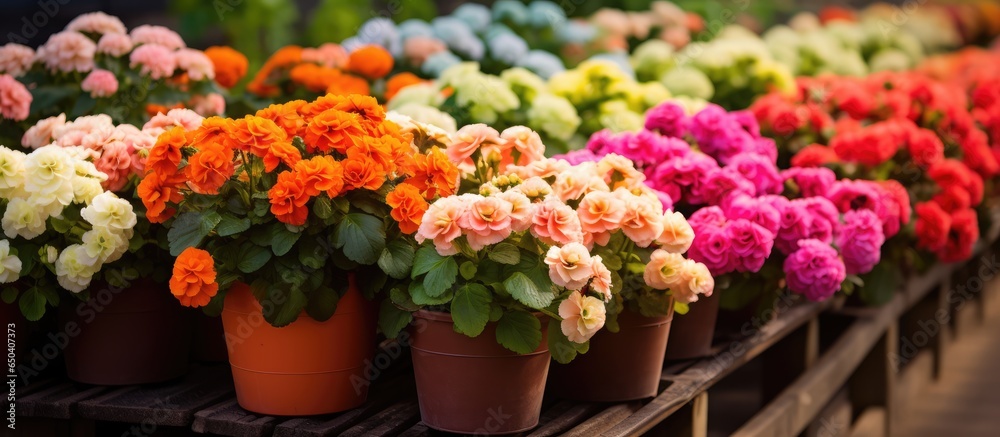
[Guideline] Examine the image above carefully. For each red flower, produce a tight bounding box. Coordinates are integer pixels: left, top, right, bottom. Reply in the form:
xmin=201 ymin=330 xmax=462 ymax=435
xmin=915 ymin=201 xmax=951 ymax=251
xmin=932 ymin=185 xmax=972 ymax=213
xmin=906 ymin=128 xmax=944 ymax=168
xmin=878 ymin=180 xmax=912 ymax=226
xmin=936 ymin=209 xmax=979 ymax=263
xmin=792 ymin=144 xmax=839 ymax=168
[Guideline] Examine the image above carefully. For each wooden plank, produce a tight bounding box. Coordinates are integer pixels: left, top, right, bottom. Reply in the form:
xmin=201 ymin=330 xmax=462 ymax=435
xmin=690 ymin=392 xmax=708 ymax=437
xmin=191 ymin=400 xmax=283 ymax=437
xmin=805 ymin=389 xmax=851 ymax=437
xmin=272 ymin=374 xmax=415 ymax=437
xmin=76 ymin=365 xmax=233 ymax=426
xmin=562 ymin=403 xmax=641 ymax=436
xmin=848 ymin=321 xmax=896 ymax=437
xmin=338 ymin=401 xmax=420 ymax=437
xmin=527 ymin=401 xmax=604 ymax=437
xmin=849 ymin=407 xmax=886 ymax=437
xmin=891 ymin=350 xmax=934 ymax=426
xmin=16 ymin=382 xmax=109 ymax=419
xmin=762 ymin=317 xmax=819 ymax=402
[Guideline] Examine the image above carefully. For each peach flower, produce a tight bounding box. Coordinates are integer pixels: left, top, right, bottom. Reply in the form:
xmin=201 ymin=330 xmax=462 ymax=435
xmin=66 ymin=12 xmax=127 ymax=35
xmin=577 ymin=191 xmax=626 ymax=246
xmin=403 ymin=36 xmax=447 ymax=67
xmin=130 ymin=25 xmax=186 ymax=50
xmin=512 ymin=176 xmax=552 ymax=201
xmin=559 ymin=291 xmax=606 ymax=343
xmin=552 ymin=162 xmax=609 ymax=201
xmin=129 ymin=44 xmax=177 ymax=79
xmin=643 ymin=249 xmax=686 ymax=291
xmin=620 ymin=192 xmax=664 ymax=248
xmin=95 ymin=140 xmax=133 ymax=191
xmin=35 ymin=31 xmax=96 ymax=73
xmin=545 ymin=243 xmax=594 ymax=290
xmin=677 ymin=260 xmax=714 ymax=303
xmin=597 ymin=153 xmax=645 ymax=189
xmin=0 ymin=75 xmax=31 ymax=121
xmin=457 ymin=195 xmax=513 ymax=250
xmin=175 ymin=48 xmax=215 ymax=81
xmin=191 ymin=93 xmax=226 ymax=116
xmin=656 ymin=211 xmax=695 ymax=253
xmin=446 ymin=123 xmax=501 ymax=164
xmin=498 ymin=126 xmax=545 ymax=169
xmin=590 ymin=256 xmax=613 ymax=301
xmin=508 ymin=158 xmax=571 ymax=180
xmin=496 ymin=190 xmax=533 ymax=231
xmin=0 ymin=44 xmax=35 ymax=77
xmin=532 ymin=198 xmax=584 ymax=245
xmin=81 ymin=69 xmax=119 ymax=98
xmin=142 ymin=108 xmax=204 ymax=137
xmin=22 ymin=114 xmax=66 ymax=148
xmin=96 ymin=33 xmax=133 ymax=57
xmin=417 ymin=196 xmax=466 ymax=256
xmin=301 ymin=43 xmax=349 ymax=69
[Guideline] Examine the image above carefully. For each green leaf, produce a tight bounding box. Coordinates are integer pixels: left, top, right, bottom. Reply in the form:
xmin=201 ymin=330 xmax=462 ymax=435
xmin=314 ymin=196 xmax=334 ymax=219
xmin=379 ymin=299 xmax=413 ymax=338
xmin=423 ymin=257 xmax=458 ymax=297
xmin=70 ymin=95 xmax=96 ymax=117
xmin=548 ymin=320 xmax=590 ymax=364
xmin=410 ymin=281 xmax=453 ymax=305
xmin=305 ymin=286 xmax=339 ymax=322
xmin=1 ymin=287 xmax=17 ymax=304
xmin=271 ymin=224 xmax=301 ymax=256
xmin=263 ymin=288 xmax=308 ymax=327
xmin=237 ymin=244 xmax=272 ymax=273
xmin=332 ymin=213 xmax=386 ymax=265
xmin=390 ymin=287 xmax=420 ymax=311
xmin=412 ymin=245 xmax=445 ymax=277
xmin=450 ymin=284 xmax=492 ymax=337
xmin=488 ymin=243 xmax=521 ymax=265
xmin=19 ymin=289 xmax=46 ymax=322
xmin=495 ymin=310 xmax=541 ymax=354
xmin=378 ymin=241 xmax=415 ymax=279
xmin=217 ymin=214 xmax=251 ymax=236
xmin=504 ymin=272 xmax=554 ymax=310
xmin=459 ymin=261 xmax=477 ymax=280
xmin=859 ymin=262 xmax=898 ymax=306
xmin=168 ymin=211 xmax=222 ymax=256
xmin=489 ymin=303 xmax=504 ymax=322
xmin=297 ymin=236 xmax=328 ymax=270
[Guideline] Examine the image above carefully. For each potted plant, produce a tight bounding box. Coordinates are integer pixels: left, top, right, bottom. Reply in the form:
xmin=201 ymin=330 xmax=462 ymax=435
xmin=139 ymin=94 xmax=457 ymax=415
xmin=377 ymin=121 xmax=611 ymax=433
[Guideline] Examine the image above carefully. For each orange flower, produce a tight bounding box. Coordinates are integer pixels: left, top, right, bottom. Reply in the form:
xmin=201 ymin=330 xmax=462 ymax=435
xmin=268 ymin=171 xmax=311 ymax=226
xmin=290 ymin=63 xmax=341 ymax=92
xmin=187 ymin=116 xmax=238 ymax=151
xmin=342 ymin=154 xmax=386 ymax=191
xmin=347 ymin=45 xmax=394 ymax=79
xmin=204 ymin=46 xmax=249 ymax=89
xmin=294 ymin=156 xmax=345 ymax=197
xmin=385 ymin=72 xmax=425 ymax=101
xmin=326 ymin=74 xmax=371 ymax=97
xmin=146 ymin=126 xmax=187 ymax=176
xmin=255 ymin=100 xmax=307 ymax=138
xmin=347 ymin=134 xmax=397 ymax=174
xmin=186 ymin=142 xmax=235 ymax=195
xmin=386 ymin=183 xmax=428 ymax=234
xmin=407 ymin=146 xmax=459 ymax=200
xmin=247 ymin=45 xmax=304 ymax=96
xmin=169 ymin=247 xmax=219 ymax=308
xmin=303 ymin=109 xmax=364 ymax=153
xmin=146 ymin=103 xmax=185 ymax=118
xmin=231 ymin=116 xmax=301 ymax=171
xmin=137 ymin=172 xmax=185 ymax=223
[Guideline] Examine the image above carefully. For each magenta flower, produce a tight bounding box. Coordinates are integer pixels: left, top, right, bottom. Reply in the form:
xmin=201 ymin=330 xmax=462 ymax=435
xmin=728 ymin=152 xmax=783 ymax=195
xmin=725 ymin=195 xmax=782 ymax=235
xmin=645 ymin=101 xmax=690 ymax=138
xmin=688 ymin=206 xmax=727 ymax=232
xmin=836 ymin=209 xmax=885 ymax=275
xmin=783 ymin=239 xmax=846 ymax=302
xmin=782 ymin=167 xmax=836 ymax=198
xmin=724 ymin=219 xmax=775 ymax=273
xmin=687 ymin=224 xmax=737 ymax=275
xmin=649 ymin=152 xmax=719 ymax=204
xmin=696 ymin=167 xmax=756 ymax=208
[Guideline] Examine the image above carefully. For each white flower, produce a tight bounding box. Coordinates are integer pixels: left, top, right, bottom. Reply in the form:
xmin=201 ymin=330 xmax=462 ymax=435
xmin=0 ymin=147 xmax=26 ymax=197
xmin=1 ymin=198 xmax=47 ymax=239
xmin=43 ymin=245 xmax=58 ymax=263
xmin=22 ymin=146 xmax=76 ymax=208
xmin=80 ymin=192 xmax=136 ymax=233
xmin=81 ymin=226 xmax=126 ymax=265
xmin=0 ymin=240 xmax=21 ymax=284
xmin=73 ymin=176 xmax=105 ymax=204
xmin=55 ymin=245 xmax=98 ymax=293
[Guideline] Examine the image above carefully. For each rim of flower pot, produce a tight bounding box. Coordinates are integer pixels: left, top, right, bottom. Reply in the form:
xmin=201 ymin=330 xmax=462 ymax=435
xmin=413 ymin=308 xmax=546 ymax=322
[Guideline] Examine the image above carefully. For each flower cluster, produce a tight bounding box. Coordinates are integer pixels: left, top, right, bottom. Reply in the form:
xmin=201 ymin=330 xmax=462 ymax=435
xmin=589 ymin=2 xmax=702 ymax=53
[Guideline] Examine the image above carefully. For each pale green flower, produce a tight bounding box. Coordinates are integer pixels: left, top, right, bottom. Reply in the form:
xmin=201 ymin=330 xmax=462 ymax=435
xmin=391 ymin=103 xmax=458 ymax=133
xmin=527 ymin=93 xmax=581 ymax=141
xmin=500 ymin=67 xmax=548 ymax=102
xmin=659 ymin=66 xmax=714 ymax=100
xmin=631 ymin=40 xmax=675 ymax=82
xmin=386 ymin=83 xmax=442 ymax=110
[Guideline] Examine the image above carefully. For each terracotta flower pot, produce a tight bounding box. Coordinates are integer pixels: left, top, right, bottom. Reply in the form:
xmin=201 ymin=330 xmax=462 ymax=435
xmin=61 ymin=280 xmax=193 ymax=385
xmin=411 ymin=310 xmax=550 ymax=434
xmin=664 ymin=291 xmax=720 ymax=361
xmin=548 ymin=306 xmax=674 ymax=401
xmin=222 ymin=277 xmax=377 ymax=416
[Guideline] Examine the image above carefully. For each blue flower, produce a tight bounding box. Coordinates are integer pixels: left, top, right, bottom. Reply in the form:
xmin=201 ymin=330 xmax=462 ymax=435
xmin=432 ymin=17 xmax=484 ymax=60
xmin=528 ymin=1 xmax=566 ymax=29
xmin=452 ymin=4 xmax=492 ymax=34
xmin=555 ymin=20 xmax=598 ymax=45
xmin=485 ymin=23 xmax=515 ymax=42
xmin=492 ymin=0 xmax=529 ymax=26
xmin=488 ymin=32 xmax=528 ymax=65
xmin=516 ymin=50 xmax=566 ymax=79
xmin=422 ymin=51 xmax=463 ymax=77
xmin=398 ymin=19 xmax=435 ymax=40
xmin=355 ymin=18 xmax=402 ymax=56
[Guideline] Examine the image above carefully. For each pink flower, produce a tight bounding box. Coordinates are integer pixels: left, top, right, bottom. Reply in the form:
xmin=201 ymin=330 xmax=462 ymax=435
xmin=0 ymin=75 xmax=31 ymax=121
xmin=66 ymin=12 xmax=127 ymax=35
xmin=590 ymin=257 xmax=613 ymax=301
xmin=141 ymin=108 xmax=204 ymax=137
xmin=507 ymin=158 xmax=571 ymax=180
xmin=457 ymin=195 xmax=513 ymax=250
xmin=644 ymin=249 xmax=686 ymax=291
xmin=512 ymin=176 xmax=553 ymax=201
xmin=728 ymin=152 xmax=783 ymax=195
xmin=301 ymin=43 xmax=349 ymax=69
xmin=191 ymin=93 xmax=226 ymax=116
xmin=175 ymin=48 xmax=215 ymax=81
xmin=558 ymin=291 xmax=606 ymax=343
xmin=417 ymin=197 xmax=467 ymax=255
xmin=677 ymin=260 xmax=714 ymax=303
xmin=129 ymin=44 xmax=177 ymax=80
xmin=545 ymin=243 xmax=595 ymax=290
xmin=649 ymin=152 xmax=718 ymax=205
xmin=403 ymin=36 xmax=447 ymax=67
xmin=130 ymin=25 xmax=186 ymax=50
xmin=22 ymin=114 xmax=66 ymax=148
xmin=697 ymin=167 xmax=756 ymax=208
xmin=688 ymin=206 xmax=727 ymax=232
xmin=35 ymin=31 xmax=95 ymax=73
xmin=725 ymin=195 xmax=781 ymax=235
xmin=94 ymin=140 xmax=133 ymax=192
xmin=577 ymin=191 xmax=626 ymax=245
xmin=782 ymin=167 xmax=835 ymax=197
xmin=499 ymin=126 xmax=545 ymax=169
xmin=96 ymin=33 xmax=133 ymax=57
xmin=783 ymin=239 xmax=846 ymax=302
xmin=687 ymin=224 xmax=736 ymax=275
xmin=836 ymin=209 xmax=884 ymax=275
xmin=657 ymin=210 xmax=695 ymax=253
xmin=446 ymin=123 xmax=501 ymax=164
xmin=620 ymin=193 xmax=665 ymax=248
xmin=645 ymin=101 xmax=690 ymax=138
xmin=0 ymin=44 xmax=35 ymax=77
xmin=552 ymin=163 xmax=608 ymax=201
xmin=724 ymin=219 xmax=775 ymax=273
xmin=496 ymin=190 xmax=533 ymax=231
xmin=531 ymin=198 xmax=584 ymax=245
xmin=80 ymin=69 xmax=119 ymax=98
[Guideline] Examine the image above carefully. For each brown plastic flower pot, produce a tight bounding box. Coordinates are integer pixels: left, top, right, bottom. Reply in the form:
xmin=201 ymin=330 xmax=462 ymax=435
xmin=664 ymin=291 xmax=720 ymax=361
xmin=410 ymin=310 xmax=550 ymax=434
xmin=222 ymin=278 xmax=377 ymax=416
xmin=548 ymin=306 xmax=674 ymax=401
xmin=61 ymin=279 xmax=193 ymax=385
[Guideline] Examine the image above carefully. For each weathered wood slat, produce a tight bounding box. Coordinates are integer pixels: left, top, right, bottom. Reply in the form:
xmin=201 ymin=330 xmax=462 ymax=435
xmin=338 ymin=401 xmax=421 ymax=437
xmin=527 ymin=401 xmax=604 ymax=437
xmin=563 ymin=402 xmax=642 ymax=436
xmin=191 ymin=399 xmax=283 ymax=437
xmin=16 ymin=382 xmax=109 ymax=419
xmin=271 ymin=374 xmax=415 ymax=437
